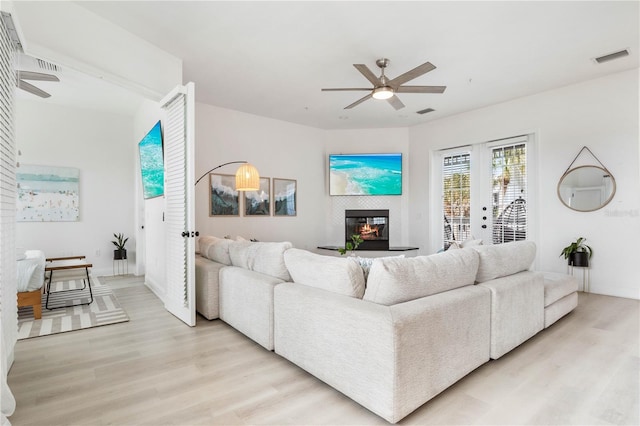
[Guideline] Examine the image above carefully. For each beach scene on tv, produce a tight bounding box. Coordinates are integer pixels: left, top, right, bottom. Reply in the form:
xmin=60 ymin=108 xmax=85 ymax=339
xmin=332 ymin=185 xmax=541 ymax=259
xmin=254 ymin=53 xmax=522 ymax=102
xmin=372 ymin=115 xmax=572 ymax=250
xmin=138 ymin=121 xmax=164 ymax=199
xmin=329 ymin=153 xmax=402 ymax=196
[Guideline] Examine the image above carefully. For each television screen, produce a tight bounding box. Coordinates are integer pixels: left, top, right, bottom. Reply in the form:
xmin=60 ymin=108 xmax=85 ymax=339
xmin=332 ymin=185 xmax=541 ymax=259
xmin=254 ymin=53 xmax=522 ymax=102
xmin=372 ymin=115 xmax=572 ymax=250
xmin=138 ymin=120 xmax=164 ymax=199
xmin=329 ymin=153 xmax=402 ymax=196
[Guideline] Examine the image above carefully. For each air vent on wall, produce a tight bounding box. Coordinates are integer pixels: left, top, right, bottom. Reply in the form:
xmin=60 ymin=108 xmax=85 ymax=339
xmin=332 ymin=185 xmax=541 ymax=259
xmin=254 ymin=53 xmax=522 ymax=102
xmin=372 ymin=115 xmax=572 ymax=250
xmin=37 ymin=58 xmax=60 ymax=73
xmin=594 ymin=49 xmax=630 ymax=64
xmin=417 ymin=108 xmax=435 ymax=115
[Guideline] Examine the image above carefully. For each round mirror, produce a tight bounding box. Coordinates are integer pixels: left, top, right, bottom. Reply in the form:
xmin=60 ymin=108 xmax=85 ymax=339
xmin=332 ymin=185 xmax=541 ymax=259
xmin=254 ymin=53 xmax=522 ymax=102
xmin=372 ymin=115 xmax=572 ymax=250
xmin=557 ymin=165 xmax=616 ymax=212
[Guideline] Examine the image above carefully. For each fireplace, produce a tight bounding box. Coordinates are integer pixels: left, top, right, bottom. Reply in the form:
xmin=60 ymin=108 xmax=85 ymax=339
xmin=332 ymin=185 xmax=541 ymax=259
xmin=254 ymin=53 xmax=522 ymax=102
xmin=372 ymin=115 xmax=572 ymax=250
xmin=345 ymin=209 xmax=389 ymax=250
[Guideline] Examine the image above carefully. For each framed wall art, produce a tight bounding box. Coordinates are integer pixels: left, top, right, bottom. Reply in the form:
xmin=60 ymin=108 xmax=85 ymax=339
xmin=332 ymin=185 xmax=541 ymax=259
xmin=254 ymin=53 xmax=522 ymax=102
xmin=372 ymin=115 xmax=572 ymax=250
xmin=17 ymin=164 xmax=80 ymax=222
xmin=209 ymin=173 xmax=240 ymax=216
xmin=244 ymin=177 xmax=270 ymax=216
xmin=273 ymin=178 xmax=297 ymax=216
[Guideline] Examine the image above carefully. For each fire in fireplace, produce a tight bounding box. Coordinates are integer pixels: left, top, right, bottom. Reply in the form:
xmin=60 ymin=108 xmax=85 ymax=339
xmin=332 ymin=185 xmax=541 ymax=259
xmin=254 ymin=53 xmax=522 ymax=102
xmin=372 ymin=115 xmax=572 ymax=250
xmin=345 ymin=209 xmax=389 ymax=250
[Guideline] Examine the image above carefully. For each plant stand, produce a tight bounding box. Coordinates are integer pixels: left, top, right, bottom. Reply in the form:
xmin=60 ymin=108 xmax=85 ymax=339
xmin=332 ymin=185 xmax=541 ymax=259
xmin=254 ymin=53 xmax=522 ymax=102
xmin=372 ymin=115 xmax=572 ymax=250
xmin=568 ymin=264 xmax=590 ymax=292
xmin=113 ymin=258 xmax=128 ymax=276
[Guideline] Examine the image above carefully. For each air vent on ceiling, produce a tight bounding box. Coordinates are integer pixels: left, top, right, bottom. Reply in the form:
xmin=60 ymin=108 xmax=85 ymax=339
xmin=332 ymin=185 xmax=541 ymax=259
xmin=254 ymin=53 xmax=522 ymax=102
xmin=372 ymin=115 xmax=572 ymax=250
xmin=594 ymin=49 xmax=630 ymax=64
xmin=417 ymin=108 xmax=435 ymax=115
xmin=37 ymin=58 xmax=60 ymax=73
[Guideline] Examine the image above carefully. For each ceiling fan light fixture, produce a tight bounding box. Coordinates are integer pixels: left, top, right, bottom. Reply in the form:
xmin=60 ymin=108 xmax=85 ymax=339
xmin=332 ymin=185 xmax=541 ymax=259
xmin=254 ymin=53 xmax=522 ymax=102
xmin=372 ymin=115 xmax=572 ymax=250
xmin=372 ymin=86 xmax=394 ymax=100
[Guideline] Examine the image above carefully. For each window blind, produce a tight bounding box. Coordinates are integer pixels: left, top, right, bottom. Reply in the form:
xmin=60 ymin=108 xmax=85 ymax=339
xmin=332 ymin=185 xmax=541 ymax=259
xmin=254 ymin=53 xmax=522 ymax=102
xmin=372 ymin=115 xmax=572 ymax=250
xmin=491 ymin=142 xmax=527 ymax=244
xmin=442 ymin=152 xmax=471 ymax=247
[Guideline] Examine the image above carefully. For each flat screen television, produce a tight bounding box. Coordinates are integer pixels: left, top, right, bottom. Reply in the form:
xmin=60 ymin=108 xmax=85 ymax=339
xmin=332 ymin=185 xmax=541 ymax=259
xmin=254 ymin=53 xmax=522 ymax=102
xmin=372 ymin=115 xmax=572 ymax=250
xmin=329 ymin=153 xmax=402 ymax=196
xmin=138 ymin=120 xmax=164 ymax=199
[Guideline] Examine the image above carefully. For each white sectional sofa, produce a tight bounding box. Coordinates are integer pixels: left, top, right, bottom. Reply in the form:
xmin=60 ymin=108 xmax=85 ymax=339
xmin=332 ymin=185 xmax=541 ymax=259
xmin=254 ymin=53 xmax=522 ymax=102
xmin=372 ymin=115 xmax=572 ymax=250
xmin=194 ymin=237 xmax=578 ymax=423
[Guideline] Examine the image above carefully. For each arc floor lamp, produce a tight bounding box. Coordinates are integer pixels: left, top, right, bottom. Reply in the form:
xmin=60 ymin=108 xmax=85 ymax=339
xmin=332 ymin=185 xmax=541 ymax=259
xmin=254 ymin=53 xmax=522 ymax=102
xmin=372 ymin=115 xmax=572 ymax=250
xmin=194 ymin=161 xmax=260 ymax=191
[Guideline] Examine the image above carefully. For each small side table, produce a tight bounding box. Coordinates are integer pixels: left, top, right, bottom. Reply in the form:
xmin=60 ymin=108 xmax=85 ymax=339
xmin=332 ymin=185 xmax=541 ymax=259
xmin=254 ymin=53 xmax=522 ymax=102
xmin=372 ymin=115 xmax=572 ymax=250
xmin=569 ymin=265 xmax=590 ymax=292
xmin=44 ymin=256 xmax=93 ymax=309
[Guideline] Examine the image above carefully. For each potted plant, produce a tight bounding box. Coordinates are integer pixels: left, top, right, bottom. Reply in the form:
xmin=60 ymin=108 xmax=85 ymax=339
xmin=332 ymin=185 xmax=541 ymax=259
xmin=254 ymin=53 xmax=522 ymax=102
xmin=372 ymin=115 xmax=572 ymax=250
xmin=560 ymin=237 xmax=592 ymax=267
xmin=112 ymin=233 xmax=129 ymax=260
xmin=338 ymin=234 xmax=364 ymax=256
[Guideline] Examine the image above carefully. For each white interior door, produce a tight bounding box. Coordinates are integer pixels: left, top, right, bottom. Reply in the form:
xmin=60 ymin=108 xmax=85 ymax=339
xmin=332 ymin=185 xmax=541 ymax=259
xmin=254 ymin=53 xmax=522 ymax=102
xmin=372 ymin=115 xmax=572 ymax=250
xmin=160 ymin=82 xmax=196 ymax=327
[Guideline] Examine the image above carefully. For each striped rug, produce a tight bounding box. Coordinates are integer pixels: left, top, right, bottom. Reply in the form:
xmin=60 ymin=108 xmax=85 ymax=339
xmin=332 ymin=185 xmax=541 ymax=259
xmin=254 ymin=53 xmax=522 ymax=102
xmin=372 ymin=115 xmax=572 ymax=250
xmin=17 ymin=276 xmax=129 ymax=340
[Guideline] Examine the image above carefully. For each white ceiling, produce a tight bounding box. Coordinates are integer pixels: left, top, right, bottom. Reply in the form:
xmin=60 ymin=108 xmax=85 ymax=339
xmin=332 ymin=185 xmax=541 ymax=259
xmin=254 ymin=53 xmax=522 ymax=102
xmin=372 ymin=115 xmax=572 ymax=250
xmin=39 ymin=1 xmax=640 ymax=129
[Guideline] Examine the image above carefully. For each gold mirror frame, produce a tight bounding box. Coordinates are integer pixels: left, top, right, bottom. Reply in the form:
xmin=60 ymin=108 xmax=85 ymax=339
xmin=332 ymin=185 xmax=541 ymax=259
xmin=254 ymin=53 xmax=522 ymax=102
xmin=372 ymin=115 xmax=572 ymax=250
xmin=557 ymin=165 xmax=616 ymax=212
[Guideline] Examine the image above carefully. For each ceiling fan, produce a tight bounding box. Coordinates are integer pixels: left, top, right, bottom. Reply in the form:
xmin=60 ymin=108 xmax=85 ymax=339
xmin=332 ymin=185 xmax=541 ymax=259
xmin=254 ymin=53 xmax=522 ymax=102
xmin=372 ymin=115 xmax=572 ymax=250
xmin=16 ymin=70 xmax=59 ymax=98
xmin=322 ymin=58 xmax=446 ymax=110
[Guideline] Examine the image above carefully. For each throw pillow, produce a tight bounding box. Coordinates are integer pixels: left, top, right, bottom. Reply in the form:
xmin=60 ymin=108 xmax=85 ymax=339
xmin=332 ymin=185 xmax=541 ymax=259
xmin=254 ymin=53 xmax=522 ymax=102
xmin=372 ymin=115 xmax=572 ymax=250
xmin=349 ymin=255 xmax=405 ymax=283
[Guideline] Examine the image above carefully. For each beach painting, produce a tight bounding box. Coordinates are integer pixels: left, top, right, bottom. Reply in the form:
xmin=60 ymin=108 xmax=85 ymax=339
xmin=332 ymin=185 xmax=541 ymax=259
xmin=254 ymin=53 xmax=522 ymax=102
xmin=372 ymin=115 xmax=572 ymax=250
xmin=329 ymin=153 xmax=402 ymax=196
xmin=273 ymin=178 xmax=296 ymax=216
xmin=245 ymin=177 xmax=270 ymax=216
xmin=210 ymin=174 xmax=240 ymax=216
xmin=17 ymin=164 xmax=80 ymax=222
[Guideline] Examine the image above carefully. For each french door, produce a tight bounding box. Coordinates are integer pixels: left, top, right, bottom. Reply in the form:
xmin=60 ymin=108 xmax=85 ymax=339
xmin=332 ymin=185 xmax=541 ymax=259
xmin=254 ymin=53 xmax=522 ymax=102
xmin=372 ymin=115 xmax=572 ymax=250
xmin=435 ymin=135 xmax=532 ymax=252
xmin=160 ymin=83 xmax=196 ymax=327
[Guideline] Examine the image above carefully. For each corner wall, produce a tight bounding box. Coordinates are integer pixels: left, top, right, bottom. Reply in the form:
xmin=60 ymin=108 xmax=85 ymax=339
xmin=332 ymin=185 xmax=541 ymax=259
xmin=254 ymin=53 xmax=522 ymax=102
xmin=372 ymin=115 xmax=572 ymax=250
xmin=409 ymin=68 xmax=640 ymax=299
xmin=323 ymin=128 xmax=411 ymax=248
xmin=194 ymin=103 xmax=326 ymax=251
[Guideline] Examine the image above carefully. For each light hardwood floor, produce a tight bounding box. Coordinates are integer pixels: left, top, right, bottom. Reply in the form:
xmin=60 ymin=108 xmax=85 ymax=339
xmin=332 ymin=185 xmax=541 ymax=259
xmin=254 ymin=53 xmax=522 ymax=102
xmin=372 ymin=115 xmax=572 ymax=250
xmin=8 ymin=276 xmax=639 ymax=425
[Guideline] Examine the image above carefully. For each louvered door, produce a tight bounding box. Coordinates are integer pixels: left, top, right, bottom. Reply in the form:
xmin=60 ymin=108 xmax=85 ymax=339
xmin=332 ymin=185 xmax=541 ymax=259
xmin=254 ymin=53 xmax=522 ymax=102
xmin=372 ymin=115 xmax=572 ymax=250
xmin=0 ymin=10 xmax=17 ymax=417
xmin=160 ymin=83 xmax=196 ymax=326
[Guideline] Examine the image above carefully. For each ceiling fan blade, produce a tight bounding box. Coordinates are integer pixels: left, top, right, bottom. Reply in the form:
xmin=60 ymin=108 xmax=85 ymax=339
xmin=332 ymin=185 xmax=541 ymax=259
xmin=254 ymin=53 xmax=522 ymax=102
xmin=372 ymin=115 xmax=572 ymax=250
xmin=17 ymin=79 xmax=51 ymax=98
xmin=321 ymin=88 xmax=372 ymax=92
xmin=17 ymin=70 xmax=59 ymax=82
xmin=396 ymin=85 xmax=446 ymax=94
xmin=388 ymin=62 xmax=436 ymax=87
xmin=387 ymin=95 xmax=405 ymax=110
xmin=344 ymin=93 xmax=373 ymax=109
xmin=353 ymin=64 xmax=381 ymax=86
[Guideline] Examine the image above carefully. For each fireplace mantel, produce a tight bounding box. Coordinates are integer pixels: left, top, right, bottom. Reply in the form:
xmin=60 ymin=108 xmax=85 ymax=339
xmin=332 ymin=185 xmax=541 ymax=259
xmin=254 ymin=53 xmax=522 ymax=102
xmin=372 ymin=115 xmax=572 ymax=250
xmin=316 ymin=246 xmax=419 ymax=258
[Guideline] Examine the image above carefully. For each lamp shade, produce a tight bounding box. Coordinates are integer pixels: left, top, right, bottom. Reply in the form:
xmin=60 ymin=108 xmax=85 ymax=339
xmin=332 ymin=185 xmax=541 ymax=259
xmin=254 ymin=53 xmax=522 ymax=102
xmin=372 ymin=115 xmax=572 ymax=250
xmin=235 ymin=163 xmax=260 ymax=191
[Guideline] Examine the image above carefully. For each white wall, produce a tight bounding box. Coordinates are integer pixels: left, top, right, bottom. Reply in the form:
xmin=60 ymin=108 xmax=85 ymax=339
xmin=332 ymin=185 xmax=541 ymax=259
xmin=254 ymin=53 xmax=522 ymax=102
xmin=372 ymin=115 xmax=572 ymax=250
xmin=15 ymin=100 xmax=136 ymax=276
xmin=408 ymin=68 xmax=640 ymax=299
xmin=194 ymin=103 xmax=326 ymax=251
xmin=323 ymin=128 xmax=411 ymax=247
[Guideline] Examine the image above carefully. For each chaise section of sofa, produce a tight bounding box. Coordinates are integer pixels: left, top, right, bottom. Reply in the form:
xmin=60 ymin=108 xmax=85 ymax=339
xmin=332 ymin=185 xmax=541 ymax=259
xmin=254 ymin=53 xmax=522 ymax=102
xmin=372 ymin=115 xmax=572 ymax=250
xmin=473 ymin=241 xmax=545 ymax=359
xmin=219 ymin=240 xmax=293 ymax=350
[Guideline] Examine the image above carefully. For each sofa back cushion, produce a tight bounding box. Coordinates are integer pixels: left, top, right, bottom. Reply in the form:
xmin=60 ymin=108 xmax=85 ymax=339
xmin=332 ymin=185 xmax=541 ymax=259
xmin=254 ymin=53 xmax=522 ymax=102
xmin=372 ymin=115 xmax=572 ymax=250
xmin=284 ymin=249 xmax=366 ymax=298
xmin=363 ymin=248 xmax=479 ymax=306
xmin=472 ymin=240 xmax=536 ymax=283
xmin=229 ymin=241 xmax=293 ymax=281
xmin=198 ymin=236 xmax=233 ymax=266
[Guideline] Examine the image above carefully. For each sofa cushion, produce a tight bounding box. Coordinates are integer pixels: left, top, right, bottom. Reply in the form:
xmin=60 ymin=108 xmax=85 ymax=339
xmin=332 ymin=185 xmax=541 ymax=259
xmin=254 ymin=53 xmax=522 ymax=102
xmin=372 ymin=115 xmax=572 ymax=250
xmin=473 ymin=241 xmax=536 ymax=283
xmin=198 ymin=236 xmax=233 ymax=266
xmin=229 ymin=240 xmax=252 ymax=269
xmin=284 ymin=249 xmax=366 ymax=298
xmin=229 ymin=240 xmax=293 ymax=281
xmin=349 ymin=255 xmax=404 ymax=282
xmin=363 ymin=248 xmax=480 ymax=306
